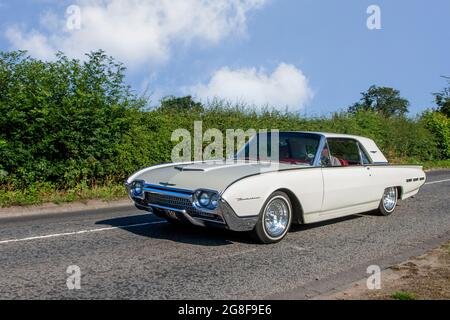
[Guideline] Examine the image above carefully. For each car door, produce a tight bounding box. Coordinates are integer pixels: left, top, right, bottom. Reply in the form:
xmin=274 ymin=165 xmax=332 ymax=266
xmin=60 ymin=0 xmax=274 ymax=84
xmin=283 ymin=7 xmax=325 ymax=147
xmin=320 ymin=138 xmax=373 ymax=213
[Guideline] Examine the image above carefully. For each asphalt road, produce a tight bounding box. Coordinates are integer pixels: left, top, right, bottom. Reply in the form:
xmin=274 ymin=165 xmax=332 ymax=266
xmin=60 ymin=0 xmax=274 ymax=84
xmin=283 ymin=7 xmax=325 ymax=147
xmin=0 ymin=171 xmax=449 ymax=300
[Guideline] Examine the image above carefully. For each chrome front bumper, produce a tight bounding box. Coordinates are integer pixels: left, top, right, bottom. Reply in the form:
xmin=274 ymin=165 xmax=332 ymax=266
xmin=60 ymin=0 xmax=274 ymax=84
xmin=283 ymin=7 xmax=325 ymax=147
xmin=126 ymin=183 xmax=258 ymax=232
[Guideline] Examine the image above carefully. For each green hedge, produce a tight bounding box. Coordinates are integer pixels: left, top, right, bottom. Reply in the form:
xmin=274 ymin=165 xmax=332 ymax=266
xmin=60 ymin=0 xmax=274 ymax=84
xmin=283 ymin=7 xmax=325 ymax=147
xmin=0 ymin=51 xmax=146 ymax=189
xmin=137 ymin=107 xmax=442 ymax=166
xmin=1 ymin=51 xmax=449 ymax=193
xmin=422 ymin=111 xmax=450 ymax=159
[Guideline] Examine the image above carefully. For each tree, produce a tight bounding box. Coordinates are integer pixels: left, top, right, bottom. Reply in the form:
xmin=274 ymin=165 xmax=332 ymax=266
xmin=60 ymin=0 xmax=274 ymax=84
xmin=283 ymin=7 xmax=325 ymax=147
xmin=434 ymin=76 xmax=450 ymax=117
xmin=349 ymin=85 xmax=410 ymax=117
xmin=159 ymin=96 xmax=204 ymax=113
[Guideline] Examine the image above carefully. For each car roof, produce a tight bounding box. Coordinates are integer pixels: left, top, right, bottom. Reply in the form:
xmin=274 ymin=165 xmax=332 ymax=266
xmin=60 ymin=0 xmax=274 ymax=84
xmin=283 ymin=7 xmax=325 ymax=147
xmin=280 ymin=131 xmax=367 ymax=140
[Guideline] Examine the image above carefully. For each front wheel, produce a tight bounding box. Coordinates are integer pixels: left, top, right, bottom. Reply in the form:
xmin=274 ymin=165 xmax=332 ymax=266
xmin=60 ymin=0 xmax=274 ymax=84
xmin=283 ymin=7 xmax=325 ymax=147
xmin=378 ymin=187 xmax=398 ymax=216
xmin=252 ymin=192 xmax=293 ymax=244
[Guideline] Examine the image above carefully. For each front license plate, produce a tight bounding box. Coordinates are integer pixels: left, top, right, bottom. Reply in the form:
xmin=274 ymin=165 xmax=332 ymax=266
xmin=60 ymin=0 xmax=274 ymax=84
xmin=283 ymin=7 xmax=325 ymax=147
xmin=167 ymin=210 xmax=178 ymax=219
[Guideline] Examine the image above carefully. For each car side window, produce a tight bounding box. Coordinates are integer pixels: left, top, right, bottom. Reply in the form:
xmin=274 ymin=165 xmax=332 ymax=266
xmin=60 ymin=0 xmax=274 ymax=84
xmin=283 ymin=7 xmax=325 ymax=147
xmin=327 ymin=139 xmax=362 ymax=167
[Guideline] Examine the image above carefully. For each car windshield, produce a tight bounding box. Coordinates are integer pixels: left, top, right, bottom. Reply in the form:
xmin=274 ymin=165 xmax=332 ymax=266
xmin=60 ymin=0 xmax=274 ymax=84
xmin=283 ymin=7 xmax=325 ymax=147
xmin=236 ymin=132 xmax=321 ymax=166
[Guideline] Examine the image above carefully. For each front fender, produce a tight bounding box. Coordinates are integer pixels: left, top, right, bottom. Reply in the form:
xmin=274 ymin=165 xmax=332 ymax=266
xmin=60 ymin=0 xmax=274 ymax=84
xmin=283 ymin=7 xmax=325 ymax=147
xmin=221 ymin=168 xmax=324 ymax=218
xmin=221 ymin=171 xmax=289 ymax=218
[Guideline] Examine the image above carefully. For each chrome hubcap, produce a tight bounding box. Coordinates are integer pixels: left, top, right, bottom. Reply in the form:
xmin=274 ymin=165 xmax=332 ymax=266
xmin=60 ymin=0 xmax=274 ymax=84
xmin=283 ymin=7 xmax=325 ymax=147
xmin=264 ymin=198 xmax=290 ymax=238
xmin=383 ymin=187 xmax=397 ymax=212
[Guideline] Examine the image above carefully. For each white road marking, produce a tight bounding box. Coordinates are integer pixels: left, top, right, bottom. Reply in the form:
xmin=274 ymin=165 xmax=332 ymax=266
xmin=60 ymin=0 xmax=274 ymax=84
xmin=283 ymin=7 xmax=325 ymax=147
xmin=0 ymin=221 xmax=167 ymax=245
xmin=425 ymin=178 xmax=450 ymax=186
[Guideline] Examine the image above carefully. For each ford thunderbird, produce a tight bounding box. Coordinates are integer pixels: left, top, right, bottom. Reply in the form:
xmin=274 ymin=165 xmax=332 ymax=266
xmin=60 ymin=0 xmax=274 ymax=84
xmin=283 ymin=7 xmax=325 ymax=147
xmin=126 ymin=132 xmax=426 ymax=243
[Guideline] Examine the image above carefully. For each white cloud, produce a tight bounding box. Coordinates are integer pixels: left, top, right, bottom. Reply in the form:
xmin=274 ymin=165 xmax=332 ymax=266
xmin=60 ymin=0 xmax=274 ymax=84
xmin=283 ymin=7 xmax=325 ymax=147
xmin=188 ymin=63 xmax=314 ymax=110
xmin=5 ymin=27 xmax=55 ymax=60
xmin=5 ymin=0 xmax=266 ymax=67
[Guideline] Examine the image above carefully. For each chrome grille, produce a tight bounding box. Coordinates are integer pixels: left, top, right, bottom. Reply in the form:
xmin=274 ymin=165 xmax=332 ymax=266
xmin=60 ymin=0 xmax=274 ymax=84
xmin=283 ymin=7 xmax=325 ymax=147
xmin=145 ymin=191 xmax=224 ymax=223
xmin=146 ymin=192 xmax=192 ymax=210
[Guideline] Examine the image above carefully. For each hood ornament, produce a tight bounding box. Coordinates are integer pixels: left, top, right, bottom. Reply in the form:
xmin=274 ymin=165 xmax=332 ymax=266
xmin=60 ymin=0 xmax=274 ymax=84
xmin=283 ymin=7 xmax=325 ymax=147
xmin=160 ymin=182 xmax=176 ymax=187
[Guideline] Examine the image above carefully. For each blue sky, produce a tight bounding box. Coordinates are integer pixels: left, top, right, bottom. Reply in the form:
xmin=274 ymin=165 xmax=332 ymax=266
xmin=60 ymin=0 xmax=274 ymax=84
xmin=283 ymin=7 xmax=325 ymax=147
xmin=0 ymin=0 xmax=449 ymax=116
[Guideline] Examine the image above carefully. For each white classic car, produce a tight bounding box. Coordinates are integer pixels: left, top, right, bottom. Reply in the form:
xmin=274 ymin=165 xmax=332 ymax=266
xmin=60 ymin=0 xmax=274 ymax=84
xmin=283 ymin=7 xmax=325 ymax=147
xmin=126 ymin=132 xmax=426 ymax=244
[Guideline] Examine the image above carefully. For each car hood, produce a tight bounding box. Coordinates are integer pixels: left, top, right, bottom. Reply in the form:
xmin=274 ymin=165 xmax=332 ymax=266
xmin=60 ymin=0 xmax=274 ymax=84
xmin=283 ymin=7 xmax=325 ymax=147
xmin=132 ymin=161 xmax=305 ymax=193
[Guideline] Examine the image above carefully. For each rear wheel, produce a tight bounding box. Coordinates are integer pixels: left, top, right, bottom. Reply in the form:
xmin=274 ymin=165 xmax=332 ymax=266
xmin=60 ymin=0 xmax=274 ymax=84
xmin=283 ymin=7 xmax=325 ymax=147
xmin=252 ymin=192 xmax=292 ymax=244
xmin=378 ymin=187 xmax=398 ymax=216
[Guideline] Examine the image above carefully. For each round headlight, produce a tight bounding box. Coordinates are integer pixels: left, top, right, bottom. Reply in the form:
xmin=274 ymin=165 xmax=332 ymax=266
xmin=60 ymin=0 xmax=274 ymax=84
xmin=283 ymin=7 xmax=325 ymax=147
xmin=210 ymin=194 xmax=219 ymax=209
xmin=194 ymin=190 xmax=220 ymax=210
xmin=132 ymin=181 xmax=144 ymax=198
xmin=199 ymin=192 xmax=211 ymax=207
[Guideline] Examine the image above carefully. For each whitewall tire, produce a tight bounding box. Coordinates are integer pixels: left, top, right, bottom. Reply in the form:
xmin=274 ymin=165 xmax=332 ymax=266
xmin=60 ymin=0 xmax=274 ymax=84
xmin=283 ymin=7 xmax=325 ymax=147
xmin=378 ymin=187 xmax=398 ymax=216
xmin=252 ymin=191 xmax=293 ymax=244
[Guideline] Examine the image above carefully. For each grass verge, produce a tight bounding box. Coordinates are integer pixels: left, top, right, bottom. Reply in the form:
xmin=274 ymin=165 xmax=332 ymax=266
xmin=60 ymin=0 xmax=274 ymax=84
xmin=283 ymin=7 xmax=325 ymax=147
xmin=0 ymin=184 xmax=127 ymax=208
xmin=391 ymin=291 xmax=417 ymax=300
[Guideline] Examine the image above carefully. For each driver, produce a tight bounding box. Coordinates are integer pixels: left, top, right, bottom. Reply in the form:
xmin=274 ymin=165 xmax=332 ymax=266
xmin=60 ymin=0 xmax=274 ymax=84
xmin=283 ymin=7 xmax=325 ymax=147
xmin=321 ymin=147 xmax=342 ymax=167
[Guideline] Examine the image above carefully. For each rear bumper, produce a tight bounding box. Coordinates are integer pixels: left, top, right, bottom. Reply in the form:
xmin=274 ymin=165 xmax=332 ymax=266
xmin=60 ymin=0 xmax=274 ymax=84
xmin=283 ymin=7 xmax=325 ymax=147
xmin=134 ymin=200 xmax=258 ymax=232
